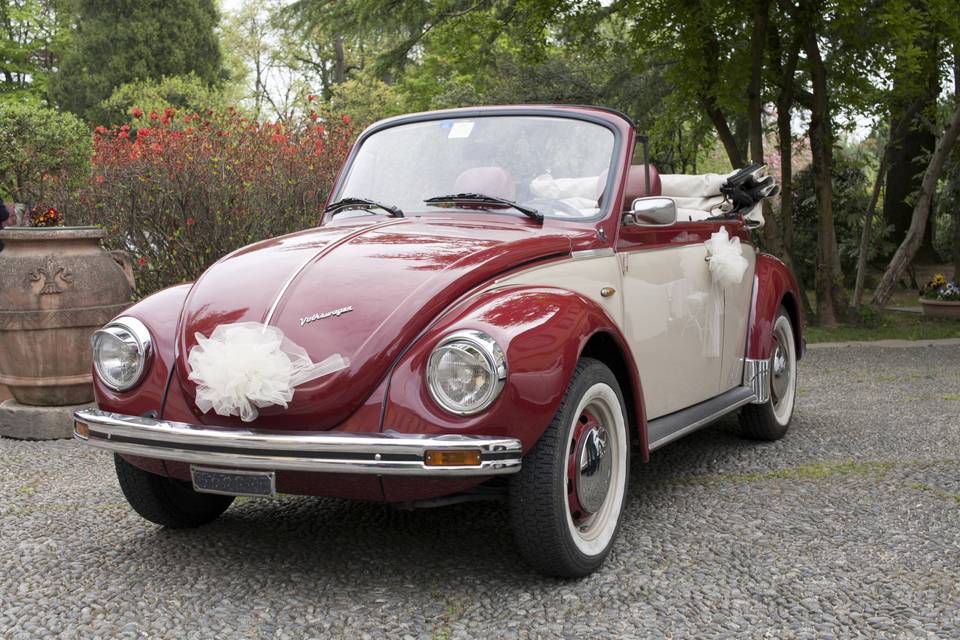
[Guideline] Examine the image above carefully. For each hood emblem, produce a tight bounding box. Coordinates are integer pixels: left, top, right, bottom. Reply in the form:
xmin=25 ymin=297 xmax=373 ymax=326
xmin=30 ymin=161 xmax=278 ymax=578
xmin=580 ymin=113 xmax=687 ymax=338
xmin=300 ymin=305 xmax=353 ymax=327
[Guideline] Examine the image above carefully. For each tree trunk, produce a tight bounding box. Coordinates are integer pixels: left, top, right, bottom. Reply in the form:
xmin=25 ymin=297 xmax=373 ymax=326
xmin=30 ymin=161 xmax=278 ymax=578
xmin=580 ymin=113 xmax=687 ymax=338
xmin=954 ymin=194 xmax=960 ymax=282
xmin=882 ymin=33 xmax=941 ymax=260
xmin=803 ymin=30 xmax=848 ymax=325
xmin=746 ymin=0 xmax=804 ymax=308
xmin=852 ymin=149 xmax=889 ymax=310
xmin=954 ymin=50 xmax=960 ymax=282
xmin=872 ymin=100 xmax=960 ymax=306
xmin=333 ymin=32 xmax=347 ymax=84
xmin=700 ymin=93 xmax=745 ymax=169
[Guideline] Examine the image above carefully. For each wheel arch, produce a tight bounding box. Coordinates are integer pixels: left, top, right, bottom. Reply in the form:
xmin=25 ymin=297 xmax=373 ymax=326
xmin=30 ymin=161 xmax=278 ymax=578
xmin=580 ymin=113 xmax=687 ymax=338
xmin=748 ymin=253 xmax=806 ymax=361
xmin=580 ymin=330 xmax=648 ymax=459
xmin=381 ymin=285 xmax=650 ymax=460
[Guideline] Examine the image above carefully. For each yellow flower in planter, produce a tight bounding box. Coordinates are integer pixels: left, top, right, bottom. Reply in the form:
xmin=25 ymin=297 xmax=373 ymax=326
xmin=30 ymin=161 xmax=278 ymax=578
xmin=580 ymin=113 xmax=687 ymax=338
xmin=931 ymin=273 xmax=946 ymax=286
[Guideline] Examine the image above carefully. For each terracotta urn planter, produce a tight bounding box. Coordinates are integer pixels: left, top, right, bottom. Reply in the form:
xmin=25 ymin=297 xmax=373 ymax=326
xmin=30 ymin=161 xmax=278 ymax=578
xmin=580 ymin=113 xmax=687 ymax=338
xmin=0 ymin=227 xmax=133 ymax=406
xmin=919 ymin=298 xmax=960 ymax=319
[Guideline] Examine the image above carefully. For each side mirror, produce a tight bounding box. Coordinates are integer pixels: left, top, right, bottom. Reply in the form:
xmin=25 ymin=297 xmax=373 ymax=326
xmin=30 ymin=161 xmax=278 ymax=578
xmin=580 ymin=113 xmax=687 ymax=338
xmin=625 ymin=197 xmax=677 ymax=226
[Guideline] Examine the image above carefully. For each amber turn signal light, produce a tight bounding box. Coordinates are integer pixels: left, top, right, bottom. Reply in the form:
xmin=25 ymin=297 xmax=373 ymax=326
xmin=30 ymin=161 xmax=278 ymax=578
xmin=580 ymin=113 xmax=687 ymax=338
xmin=424 ymin=449 xmax=482 ymax=467
xmin=74 ymin=420 xmax=90 ymax=439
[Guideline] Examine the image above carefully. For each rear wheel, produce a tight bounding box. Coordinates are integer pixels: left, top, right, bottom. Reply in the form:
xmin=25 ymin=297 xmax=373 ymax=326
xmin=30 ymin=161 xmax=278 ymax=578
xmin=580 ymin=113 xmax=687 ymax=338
xmin=114 ymin=455 xmax=234 ymax=528
xmin=739 ymin=308 xmax=797 ymax=441
xmin=509 ymin=358 xmax=630 ymax=577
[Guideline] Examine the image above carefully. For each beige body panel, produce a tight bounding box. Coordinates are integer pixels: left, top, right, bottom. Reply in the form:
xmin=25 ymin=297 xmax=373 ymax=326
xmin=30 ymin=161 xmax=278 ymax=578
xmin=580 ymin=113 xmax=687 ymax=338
xmin=619 ymin=244 xmax=721 ymax=418
xmin=485 ymin=239 xmax=754 ymax=422
xmin=488 ymin=251 xmax=624 ymax=328
xmin=720 ymin=245 xmax=756 ymax=391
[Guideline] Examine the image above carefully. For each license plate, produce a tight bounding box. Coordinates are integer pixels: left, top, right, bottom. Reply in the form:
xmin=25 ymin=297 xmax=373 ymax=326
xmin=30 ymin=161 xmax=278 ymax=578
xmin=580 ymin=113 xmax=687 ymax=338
xmin=191 ymin=467 xmax=276 ymax=497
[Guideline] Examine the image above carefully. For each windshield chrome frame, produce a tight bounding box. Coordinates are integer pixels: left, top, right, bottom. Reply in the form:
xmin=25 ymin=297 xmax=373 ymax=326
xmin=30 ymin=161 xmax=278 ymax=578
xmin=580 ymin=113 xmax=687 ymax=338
xmin=327 ymin=108 xmax=627 ymax=224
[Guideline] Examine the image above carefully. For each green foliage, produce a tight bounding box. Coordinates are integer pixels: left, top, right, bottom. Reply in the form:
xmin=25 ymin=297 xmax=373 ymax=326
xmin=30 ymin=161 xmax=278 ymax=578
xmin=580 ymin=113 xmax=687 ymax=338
xmin=100 ymin=74 xmax=233 ymax=125
xmin=323 ymin=74 xmax=406 ymax=128
xmin=933 ymin=155 xmax=959 ymax=262
xmin=49 ymin=0 xmax=225 ymax=124
xmin=0 ymin=101 xmax=90 ymax=204
xmin=0 ymin=0 xmax=70 ymax=104
xmin=792 ymin=149 xmax=891 ymax=287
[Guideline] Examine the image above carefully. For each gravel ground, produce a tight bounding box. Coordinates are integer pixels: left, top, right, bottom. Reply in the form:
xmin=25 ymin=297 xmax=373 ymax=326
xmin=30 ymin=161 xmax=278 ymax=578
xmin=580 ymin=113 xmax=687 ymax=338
xmin=1 ymin=344 xmax=959 ymax=639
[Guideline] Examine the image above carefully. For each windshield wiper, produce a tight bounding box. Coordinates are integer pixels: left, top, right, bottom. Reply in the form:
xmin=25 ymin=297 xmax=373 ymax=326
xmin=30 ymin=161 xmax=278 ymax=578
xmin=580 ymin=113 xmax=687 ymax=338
xmin=424 ymin=193 xmax=543 ymax=224
xmin=324 ymin=197 xmax=404 ymax=218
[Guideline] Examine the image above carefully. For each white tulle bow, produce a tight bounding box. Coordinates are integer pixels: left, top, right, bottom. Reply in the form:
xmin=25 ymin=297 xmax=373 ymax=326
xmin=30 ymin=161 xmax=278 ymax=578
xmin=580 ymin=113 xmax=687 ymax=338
xmin=187 ymin=322 xmax=349 ymax=422
xmin=704 ymin=227 xmax=748 ymax=287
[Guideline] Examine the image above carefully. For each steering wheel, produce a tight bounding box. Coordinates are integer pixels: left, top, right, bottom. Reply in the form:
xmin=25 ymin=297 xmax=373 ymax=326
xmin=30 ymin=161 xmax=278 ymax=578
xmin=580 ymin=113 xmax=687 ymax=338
xmin=524 ymin=198 xmax=584 ymax=218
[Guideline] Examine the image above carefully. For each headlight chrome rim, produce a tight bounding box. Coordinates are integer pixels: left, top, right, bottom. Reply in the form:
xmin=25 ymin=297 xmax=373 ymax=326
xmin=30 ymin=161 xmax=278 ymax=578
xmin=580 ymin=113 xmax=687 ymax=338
xmin=427 ymin=329 xmax=507 ymax=416
xmin=92 ymin=317 xmax=152 ymax=392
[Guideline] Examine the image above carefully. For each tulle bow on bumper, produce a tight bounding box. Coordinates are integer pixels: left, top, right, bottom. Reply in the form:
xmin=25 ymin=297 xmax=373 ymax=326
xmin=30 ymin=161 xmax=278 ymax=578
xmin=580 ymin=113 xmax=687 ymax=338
xmin=187 ymin=322 xmax=349 ymax=422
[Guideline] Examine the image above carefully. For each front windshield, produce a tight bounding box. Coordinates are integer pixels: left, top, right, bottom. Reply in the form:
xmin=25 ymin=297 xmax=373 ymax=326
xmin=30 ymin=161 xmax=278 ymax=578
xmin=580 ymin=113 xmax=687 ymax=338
xmin=336 ymin=115 xmax=616 ymax=220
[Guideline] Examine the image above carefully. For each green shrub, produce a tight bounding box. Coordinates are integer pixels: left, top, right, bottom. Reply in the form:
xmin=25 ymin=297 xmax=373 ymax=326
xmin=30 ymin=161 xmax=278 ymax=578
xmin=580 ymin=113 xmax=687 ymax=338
xmin=791 ymin=150 xmax=891 ymax=287
xmin=100 ymin=74 xmax=236 ymax=126
xmin=0 ymin=102 xmax=90 ymax=205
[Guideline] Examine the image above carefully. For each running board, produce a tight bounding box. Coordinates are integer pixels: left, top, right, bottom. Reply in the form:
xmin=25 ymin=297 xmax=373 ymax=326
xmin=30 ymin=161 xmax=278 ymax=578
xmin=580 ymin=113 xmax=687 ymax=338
xmin=648 ymin=387 xmax=756 ymax=451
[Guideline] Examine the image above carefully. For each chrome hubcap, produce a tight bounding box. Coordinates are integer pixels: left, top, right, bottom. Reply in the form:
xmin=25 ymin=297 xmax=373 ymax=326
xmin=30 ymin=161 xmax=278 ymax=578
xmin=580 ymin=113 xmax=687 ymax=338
xmin=568 ymin=411 xmax=612 ymax=521
xmin=577 ymin=423 xmax=611 ymax=514
xmin=771 ymin=342 xmax=789 ymax=402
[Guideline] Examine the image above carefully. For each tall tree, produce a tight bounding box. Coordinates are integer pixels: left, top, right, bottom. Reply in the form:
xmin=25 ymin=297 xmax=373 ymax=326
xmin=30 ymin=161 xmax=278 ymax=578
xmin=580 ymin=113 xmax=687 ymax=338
xmin=881 ymin=1 xmax=942 ymax=260
xmin=873 ymin=98 xmax=960 ymax=305
xmin=0 ymin=0 xmax=69 ymax=102
xmin=50 ymin=0 xmax=224 ymax=123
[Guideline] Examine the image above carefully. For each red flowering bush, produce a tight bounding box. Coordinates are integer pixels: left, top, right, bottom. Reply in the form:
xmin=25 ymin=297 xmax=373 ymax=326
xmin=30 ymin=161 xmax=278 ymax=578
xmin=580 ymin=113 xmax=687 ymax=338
xmin=58 ymin=107 xmax=356 ymax=296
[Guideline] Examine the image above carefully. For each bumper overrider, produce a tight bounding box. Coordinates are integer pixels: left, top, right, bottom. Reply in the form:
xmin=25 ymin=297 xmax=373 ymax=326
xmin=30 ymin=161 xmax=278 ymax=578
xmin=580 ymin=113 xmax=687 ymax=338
xmin=73 ymin=409 xmax=522 ymax=476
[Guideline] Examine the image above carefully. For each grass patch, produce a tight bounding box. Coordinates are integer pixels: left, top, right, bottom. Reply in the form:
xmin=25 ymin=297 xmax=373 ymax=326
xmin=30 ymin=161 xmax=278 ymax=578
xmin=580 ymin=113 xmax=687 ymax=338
xmin=675 ymin=460 xmax=896 ymax=486
xmin=17 ymin=479 xmax=40 ymax=495
xmin=805 ymin=311 xmax=960 ymax=343
xmin=910 ymin=482 xmax=960 ymax=503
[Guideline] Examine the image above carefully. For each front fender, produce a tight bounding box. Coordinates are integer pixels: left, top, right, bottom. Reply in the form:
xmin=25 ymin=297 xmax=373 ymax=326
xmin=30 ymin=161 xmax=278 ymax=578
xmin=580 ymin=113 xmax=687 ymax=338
xmin=747 ymin=253 xmax=805 ymax=360
xmin=382 ymin=285 xmax=644 ymax=455
xmin=92 ymin=283 xmax=191 ymax=417
xmin=90 ymin=284 xmax=191 ymax=477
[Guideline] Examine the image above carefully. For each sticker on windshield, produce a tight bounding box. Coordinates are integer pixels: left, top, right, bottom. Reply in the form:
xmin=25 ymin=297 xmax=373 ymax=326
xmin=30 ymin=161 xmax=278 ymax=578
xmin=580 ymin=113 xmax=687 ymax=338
xmin=448 ymin=121 xmax=474 ymax=139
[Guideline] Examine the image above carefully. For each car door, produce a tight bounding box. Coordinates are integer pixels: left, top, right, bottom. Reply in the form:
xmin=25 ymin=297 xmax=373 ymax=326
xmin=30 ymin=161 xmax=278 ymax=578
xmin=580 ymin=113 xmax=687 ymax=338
xmin=719 ymin=231 xmax=756 ymax=392
xmin=617 ymin=219 xmax=724 ymax=420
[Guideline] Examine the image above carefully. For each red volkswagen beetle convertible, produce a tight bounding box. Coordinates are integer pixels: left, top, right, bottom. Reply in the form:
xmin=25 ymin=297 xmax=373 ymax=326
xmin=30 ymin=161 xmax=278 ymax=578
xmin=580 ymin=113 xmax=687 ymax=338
xmin=75 ymin=105 xmax=802 ymax=577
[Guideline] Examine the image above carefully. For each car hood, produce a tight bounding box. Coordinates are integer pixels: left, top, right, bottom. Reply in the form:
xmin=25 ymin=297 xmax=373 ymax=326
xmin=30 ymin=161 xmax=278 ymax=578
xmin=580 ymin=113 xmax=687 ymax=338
xmin=173 ymin=217 xmax=576 ymax=429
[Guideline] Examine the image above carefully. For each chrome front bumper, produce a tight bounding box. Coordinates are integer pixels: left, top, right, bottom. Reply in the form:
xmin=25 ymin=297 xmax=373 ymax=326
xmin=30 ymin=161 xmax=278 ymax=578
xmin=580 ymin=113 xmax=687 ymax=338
xmin=73 ymin=409 xmax=522 ymax=476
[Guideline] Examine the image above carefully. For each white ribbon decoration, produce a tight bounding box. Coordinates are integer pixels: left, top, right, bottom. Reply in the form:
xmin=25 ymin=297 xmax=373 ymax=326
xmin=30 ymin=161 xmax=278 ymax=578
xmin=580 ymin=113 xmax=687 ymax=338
xmin=704 ymin=226 xmax=748 ymax=287
xmin=187 ymin=322 xmax=349 ymax=422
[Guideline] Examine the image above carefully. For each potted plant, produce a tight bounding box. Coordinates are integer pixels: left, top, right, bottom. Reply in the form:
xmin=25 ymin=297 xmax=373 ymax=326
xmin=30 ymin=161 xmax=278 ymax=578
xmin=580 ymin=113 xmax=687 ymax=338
xmin=919 ymin=273 xmax=960 ymax=319
xmin=0 ymin=103 xmax=135 ymax=409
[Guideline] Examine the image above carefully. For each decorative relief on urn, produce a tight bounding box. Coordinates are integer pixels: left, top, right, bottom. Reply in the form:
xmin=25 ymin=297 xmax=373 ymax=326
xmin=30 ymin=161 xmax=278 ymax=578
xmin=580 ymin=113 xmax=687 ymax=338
xmin=29 ymin=255 xmax=74 ymax=295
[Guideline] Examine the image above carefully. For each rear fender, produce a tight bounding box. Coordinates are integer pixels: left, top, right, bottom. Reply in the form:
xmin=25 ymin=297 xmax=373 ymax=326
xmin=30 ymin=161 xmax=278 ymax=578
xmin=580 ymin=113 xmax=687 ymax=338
xmin=747 ymin=253 xmax=805 ymax=360
xmin=382 ymin=285 xmax=646 ymax=456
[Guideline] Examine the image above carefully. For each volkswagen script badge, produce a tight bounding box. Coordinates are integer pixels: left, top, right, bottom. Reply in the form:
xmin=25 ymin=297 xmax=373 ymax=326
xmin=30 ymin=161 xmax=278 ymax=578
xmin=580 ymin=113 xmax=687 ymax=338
xmin=300 ymin=305 xmax=353 ymax=327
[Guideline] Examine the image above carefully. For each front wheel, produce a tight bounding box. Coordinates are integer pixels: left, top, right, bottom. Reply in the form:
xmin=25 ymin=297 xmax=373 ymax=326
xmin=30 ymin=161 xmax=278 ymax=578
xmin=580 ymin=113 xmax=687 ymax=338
xmin=739 ymin=307 xmax=798 ymax=440
xmin=114 ymin=455 xmax=234 ymax=528
xmin=509 ymin=358 xmax=630 ymax=577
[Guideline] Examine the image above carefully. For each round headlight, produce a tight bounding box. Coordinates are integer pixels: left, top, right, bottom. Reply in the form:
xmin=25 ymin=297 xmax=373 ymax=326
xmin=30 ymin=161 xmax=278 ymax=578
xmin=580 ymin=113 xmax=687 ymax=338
xmin=427 ymin=330 xmax=507 ymax=415
xmin=92 ymin=317 xmax=152 ymax=391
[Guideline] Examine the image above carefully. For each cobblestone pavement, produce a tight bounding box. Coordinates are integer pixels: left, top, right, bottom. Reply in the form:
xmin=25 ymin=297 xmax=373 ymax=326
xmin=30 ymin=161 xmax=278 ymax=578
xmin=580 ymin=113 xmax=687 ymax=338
xmin=2 ymin=344 xmax=959 ymax=639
